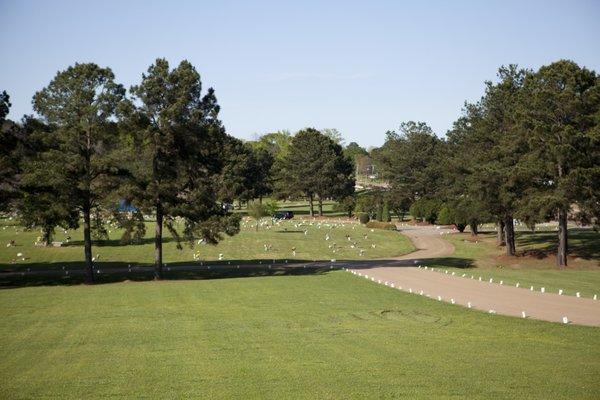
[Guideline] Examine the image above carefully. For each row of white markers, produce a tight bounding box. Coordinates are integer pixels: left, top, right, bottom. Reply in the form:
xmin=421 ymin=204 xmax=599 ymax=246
xmin=418 ymin=265 xmax=598 ymax=301
xmin=341 ymin=266 xmax=591 ymax=324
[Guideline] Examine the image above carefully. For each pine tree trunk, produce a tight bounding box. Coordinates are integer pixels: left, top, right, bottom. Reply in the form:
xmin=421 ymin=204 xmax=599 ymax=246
xmin=308 ymin=194 xmax=314 ymax=217
xmin=469 ymin=222 xmax=478 ymax=236
xmin=504 ymin=216 xmax=516 ymax=256
xmin=154 ymin=203 xmax=163 ymax=280
xmin=497 ymin=220 xmax=505 ymax=246
xmin=43 ymin=227 xmax=52 ymax=247
xmin=557 ymin=208 xmax=568 ymax=267
xmin=83 ymin=201 xmax=94 ymax=284
xmin=318 ymin=197 xmax=323 ymax=216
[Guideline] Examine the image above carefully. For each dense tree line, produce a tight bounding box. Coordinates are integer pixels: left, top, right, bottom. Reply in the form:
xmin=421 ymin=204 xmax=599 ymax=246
xmin=373 ymin=60 xmax=599 ymax=267
xmin=2 ymin=58 xmax=597 ymax=274
xmin=0 ymin=60 xmax=356 ymax=283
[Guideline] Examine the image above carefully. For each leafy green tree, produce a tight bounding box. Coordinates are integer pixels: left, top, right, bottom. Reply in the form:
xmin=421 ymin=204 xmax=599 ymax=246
xmin=264 ymin=199 xmax=279 ymax=217
xmin=252 ymin=130 xmax=292 ymax=161
xmin=33 ymin=63 xmax=126 ymax=283
xmin=0 ymin=90 xmax=20 ymax=212
xmin=252 ymin=146 xmax=275 ymax=202
xmin=127 ymin=58 xmax=240 ymax=279
xmin=409 ymin=198 xmax=443 ymax=224
xmin=354 ymin=190 xmax=382 ymax=218
xmin=381 ymin=201 xmax=391 ymax=222
xmin=333 ymin=195 xmax=356 ymax=218
xmin=386 ymin=187 xmax=412 ymax=222
xmin=247 ymin=201 xmax=267 ymax=231
xmin=280 ymin=128 xmax=354 ymax=216
xmin=16 ymin=117 xmax=79 ymax=245
xmin=218 ymin=137 xmax=258 ymax=206
xmin=445 ymin=66 xmax=528 ymax=250
xmin=321 ymin=128 xmax=345 ymax=146
xmin=343 ymin=142 xmax=368 ymax=161
xmin=519 ymin=60 xmax=600 ymax=266
xmin=372 ymin=121 xmax=443 ymax=202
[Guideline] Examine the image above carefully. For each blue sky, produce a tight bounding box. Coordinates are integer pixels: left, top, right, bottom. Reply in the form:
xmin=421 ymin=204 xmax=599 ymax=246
xmin=1 ymin=0 xmax=599 ymax=147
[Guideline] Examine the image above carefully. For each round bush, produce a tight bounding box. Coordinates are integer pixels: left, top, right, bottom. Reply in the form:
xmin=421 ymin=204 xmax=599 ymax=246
xmin=358 ymin=213 xmax=370 ymax=224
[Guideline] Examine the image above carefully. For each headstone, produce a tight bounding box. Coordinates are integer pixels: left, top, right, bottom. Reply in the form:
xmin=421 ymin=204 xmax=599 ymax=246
xmin=521 ymin=311 xmax=526 ymax=318
xmin=576 ymin=292 xmax=581 ymax=298
xmin=558 ymin=289 xmax=563 ymax=295
xmin=562 ymin=316 xmax=569 ymax=324
xmin=467 ymin=302 xmax=471 ymax=308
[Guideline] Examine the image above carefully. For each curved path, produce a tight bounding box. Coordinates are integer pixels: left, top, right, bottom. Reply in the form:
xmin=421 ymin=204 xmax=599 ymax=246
xmin=346 ymin=225 xmax=600 ymax=327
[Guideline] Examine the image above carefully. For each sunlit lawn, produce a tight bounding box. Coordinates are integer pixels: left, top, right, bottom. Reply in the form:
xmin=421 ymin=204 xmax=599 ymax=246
xmin=1 ymin=271 xmax=599 ymax=399
xmin=0 ymin=217 xmax=414 ymax=272
xmin=429 ymin=229 xmax=600 ymax=298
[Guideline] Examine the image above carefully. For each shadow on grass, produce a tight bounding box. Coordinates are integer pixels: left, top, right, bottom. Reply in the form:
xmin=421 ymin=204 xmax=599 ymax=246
xmin=515 ymin=229 xmax=600 ymax=260
xmin=348 ymin=257 xmax=476 ymax=270
xmin=0 ymin=255 xmax=478 ymax=288
xmin=62 ymin=237 xmax=176 ymax=247
xmin=0 ymin=259 xmax=335 ymax=288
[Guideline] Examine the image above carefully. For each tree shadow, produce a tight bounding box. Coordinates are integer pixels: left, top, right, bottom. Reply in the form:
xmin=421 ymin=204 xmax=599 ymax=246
xmin=0 ymin=255 xmax=479 ymax=288
xmin=0 ymin=259 xmax=338 ymax=289
xmin=62 ymin=237 xmax=176 ymax=247
xmin=516 ymin=229 xmax=600 ymax=260
xmin=346 ymin=257 xmax=475 ymax=270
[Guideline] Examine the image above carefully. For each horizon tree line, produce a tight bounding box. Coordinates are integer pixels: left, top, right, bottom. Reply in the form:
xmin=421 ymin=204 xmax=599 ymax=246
xmin=372 ymin=60 xmax=599 ymax=267
xmin=0 ymin=60 xmax=356 ymax=283
xmin=1 ymin=58 xmax=598 ymax=276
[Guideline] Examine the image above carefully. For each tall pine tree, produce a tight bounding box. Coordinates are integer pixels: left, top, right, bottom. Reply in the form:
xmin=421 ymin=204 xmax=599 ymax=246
xmin=33 ymin=64 xmax=126 ymax=283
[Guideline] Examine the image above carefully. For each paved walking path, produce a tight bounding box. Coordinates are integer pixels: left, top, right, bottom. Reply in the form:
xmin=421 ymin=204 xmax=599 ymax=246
xmin=346 ymin=225 xmax=600 ymax=327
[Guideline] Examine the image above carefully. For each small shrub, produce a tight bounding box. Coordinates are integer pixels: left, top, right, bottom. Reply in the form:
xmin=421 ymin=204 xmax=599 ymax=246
xmin=366 ymin=221 xmax=396 ymax=230
xmin=358 ymin=213 xmax=370 ymax=224
xmin=382 ymin=202 xmax=391 ymax=222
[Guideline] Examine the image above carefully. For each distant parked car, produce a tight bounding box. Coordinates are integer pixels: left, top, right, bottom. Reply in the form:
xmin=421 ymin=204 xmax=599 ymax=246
xmin=273 ymin=210 xmax=294 ymax=220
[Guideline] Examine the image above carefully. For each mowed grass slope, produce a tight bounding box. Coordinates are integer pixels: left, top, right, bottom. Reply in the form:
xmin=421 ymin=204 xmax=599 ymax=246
xmin=0 ymin=217 xmax=414 ymax=271
xmin=1 ymin=271 xmax=599 ymax=399
xmin=430 ymin=229 xmax=600 ymax=298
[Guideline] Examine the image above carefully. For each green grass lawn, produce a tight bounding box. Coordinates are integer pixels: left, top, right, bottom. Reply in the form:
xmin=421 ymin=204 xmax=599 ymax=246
xmin=0 ymin=217 xmax=414 ymax=272
xmin=1 ymin=271 xmax=599 ymax=399
xmin=236 ymin=199 xmax=347 ymax=217
xmin=429 ymin=229 xmax=600 ymax=298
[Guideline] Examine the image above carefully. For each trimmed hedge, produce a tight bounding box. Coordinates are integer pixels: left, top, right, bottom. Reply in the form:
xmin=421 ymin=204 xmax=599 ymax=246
xmin=365 ymin=221 xmax=397 ymax=230
xmin=358 ymin=213 xmax=370 ymax=224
